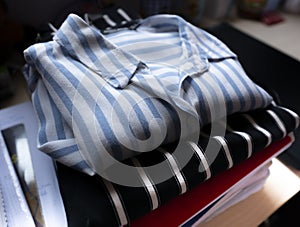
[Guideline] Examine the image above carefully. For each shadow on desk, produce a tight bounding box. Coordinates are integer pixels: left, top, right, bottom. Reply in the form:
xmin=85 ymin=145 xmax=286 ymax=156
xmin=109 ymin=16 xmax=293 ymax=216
xmin=259 ymin=190 xmax=300 ymax=226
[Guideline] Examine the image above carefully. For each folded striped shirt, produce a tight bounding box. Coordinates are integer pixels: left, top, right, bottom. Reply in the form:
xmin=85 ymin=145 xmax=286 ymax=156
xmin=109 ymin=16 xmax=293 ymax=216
xmin=23 ymin=13 xmax=273 ymax=175
xmin=57 ymin=103 xmax=299 ymax=226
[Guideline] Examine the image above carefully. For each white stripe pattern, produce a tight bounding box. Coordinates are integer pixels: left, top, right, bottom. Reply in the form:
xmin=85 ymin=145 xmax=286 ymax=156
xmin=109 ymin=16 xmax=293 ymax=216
xmin=188 ymin=141 xmax=212 ymax=180
xmin=102 ymin=15 xmax=117 ymax=27
xmin=213 ymin=136 xmax=234 ymax=168
xmin=275 ymin=105 xmax=300 ymax=129
xmin=103 ymin=180 xmax=128 ymax=226
xmin=158 ymin=148 xmax=187 ymax=194
xmin=267 ymin=110 xmax=287 ymax=137
xmin=227 ymin=125 xmax=253 ymax=158
xmin=132 ymin=158 xmax=159 ymax=210
xmin=243 ymin=114 xmax=273 ymax=147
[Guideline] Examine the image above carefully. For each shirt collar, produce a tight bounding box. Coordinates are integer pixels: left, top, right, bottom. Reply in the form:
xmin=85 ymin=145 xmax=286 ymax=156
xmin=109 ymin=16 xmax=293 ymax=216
xmin=138 ymin=14 xmax=236 ymax=60
xmin=53 ymin=13 xmax=142 ymax=89
xmin=53 ymin=13 xmax=236 ymax=90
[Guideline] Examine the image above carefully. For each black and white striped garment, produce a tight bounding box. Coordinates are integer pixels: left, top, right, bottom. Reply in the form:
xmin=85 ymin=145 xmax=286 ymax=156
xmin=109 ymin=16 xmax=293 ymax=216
xmin=57 ymin=103 xmax=299 ymax=227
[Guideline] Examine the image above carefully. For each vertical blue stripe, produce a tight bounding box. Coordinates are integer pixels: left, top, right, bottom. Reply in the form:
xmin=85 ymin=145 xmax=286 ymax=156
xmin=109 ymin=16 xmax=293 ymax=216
xmin=237 ymin=61 xmax=269 ymax=108
xmin=72 ymin=104 xmax=114 ymax=162
xmin=213 ymin=62 xmax=244 ymax=112
xmin=225 ymin=60 xmax=256 ymax=110
xmin=32 ymin=90 xmax=47 ymax=144
xmin=49 ymin=95 xmax=66 ymax=140
xmin=93 ymin=103 xmax=123 ymax=159
xmin=187 ymin=77 xmax=209 ymax=125
xmin=29 ymin=47 xmax=73 ymax=115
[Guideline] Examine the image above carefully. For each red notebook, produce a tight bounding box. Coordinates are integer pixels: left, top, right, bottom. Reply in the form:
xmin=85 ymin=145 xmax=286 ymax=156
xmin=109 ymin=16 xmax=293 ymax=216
xmin=131 ymin=134 xmax=294 ymax=227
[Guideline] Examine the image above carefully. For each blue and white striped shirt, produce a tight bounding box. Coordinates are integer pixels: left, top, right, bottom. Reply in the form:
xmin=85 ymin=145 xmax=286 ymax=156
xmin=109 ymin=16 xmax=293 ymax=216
xmin=23 ymin=14 xmax=273 ymax=175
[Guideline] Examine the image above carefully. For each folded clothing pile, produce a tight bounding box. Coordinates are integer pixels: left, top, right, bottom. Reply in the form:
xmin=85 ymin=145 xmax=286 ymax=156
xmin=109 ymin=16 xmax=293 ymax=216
xmin=22 ymin=11 xmax=299 ymax=226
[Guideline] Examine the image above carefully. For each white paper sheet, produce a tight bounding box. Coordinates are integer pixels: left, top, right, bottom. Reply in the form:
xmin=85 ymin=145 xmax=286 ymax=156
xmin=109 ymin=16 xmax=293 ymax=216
xmin=0 ymin=101 xmax=68 ymax=227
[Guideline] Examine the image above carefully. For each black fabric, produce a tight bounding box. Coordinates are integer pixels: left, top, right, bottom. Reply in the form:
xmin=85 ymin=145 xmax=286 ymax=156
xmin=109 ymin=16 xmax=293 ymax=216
xmin=57 ymin=104 xmax=299 ymax=227
xmin=205 ymin=22 xmax=300 ymax=169
xmin=86 ymin=5 xmax=142 ymax=34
